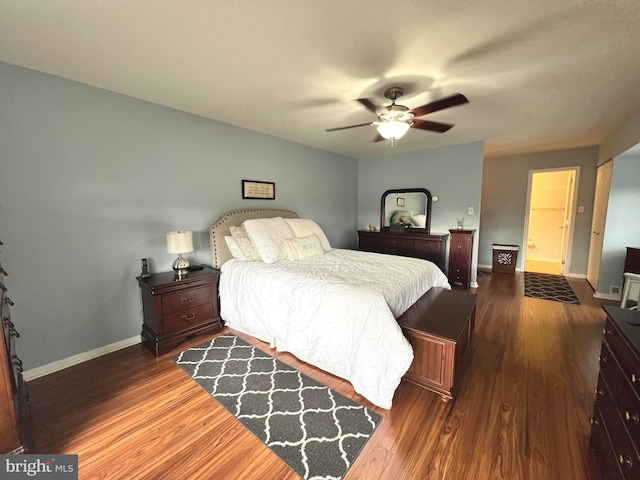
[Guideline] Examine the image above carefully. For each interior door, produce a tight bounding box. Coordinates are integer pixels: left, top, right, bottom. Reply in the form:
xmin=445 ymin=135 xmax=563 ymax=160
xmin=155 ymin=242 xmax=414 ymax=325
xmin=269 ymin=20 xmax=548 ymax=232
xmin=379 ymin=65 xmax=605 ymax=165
xmin=587 ymin=160 xmax=613 ymax=290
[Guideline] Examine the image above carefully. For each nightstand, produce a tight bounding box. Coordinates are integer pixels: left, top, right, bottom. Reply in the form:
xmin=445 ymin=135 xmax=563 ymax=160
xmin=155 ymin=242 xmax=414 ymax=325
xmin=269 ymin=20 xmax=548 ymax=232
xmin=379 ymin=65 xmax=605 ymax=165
xmin=137 ymin=267 xmax=223 ymax=356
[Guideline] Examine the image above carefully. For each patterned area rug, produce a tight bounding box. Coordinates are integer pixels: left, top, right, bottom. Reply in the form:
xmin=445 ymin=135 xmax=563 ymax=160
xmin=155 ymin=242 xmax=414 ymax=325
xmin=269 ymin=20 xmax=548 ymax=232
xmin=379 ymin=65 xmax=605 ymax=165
xmin=173 ymin=333 xmax=381 ymax=480
xmin=524 ymin=272 xmax=580 ymax=304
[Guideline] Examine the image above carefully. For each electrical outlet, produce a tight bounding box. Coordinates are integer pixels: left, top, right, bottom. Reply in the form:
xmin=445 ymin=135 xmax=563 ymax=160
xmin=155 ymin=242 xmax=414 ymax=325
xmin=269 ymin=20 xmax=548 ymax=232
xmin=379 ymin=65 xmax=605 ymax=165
xmin=610 ymin=285 xmax=621 ymax=294
xmin=578 ymin=206 xmax=585 ymax=213
xmin=468 ymin=207 xmax=474 ymax=215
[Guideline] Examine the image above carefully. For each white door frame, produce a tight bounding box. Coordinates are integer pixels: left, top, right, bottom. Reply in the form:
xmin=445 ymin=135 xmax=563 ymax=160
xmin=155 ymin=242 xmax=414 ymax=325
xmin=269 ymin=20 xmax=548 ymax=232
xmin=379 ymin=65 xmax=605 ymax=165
xmin=522 ymin=166 xmax=580 ymax=275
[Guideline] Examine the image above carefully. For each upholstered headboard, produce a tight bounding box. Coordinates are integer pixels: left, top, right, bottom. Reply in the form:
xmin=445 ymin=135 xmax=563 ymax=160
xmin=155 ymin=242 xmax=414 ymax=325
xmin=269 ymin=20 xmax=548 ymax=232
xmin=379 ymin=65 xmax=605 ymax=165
xmin=209 ymin=208 xmax=298 ymax=268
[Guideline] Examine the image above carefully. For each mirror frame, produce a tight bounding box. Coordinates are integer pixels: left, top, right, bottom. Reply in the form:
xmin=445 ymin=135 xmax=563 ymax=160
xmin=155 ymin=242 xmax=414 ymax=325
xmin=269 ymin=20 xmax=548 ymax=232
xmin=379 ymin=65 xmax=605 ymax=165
xmin=380 ymin=188 xmax=432 ymax=234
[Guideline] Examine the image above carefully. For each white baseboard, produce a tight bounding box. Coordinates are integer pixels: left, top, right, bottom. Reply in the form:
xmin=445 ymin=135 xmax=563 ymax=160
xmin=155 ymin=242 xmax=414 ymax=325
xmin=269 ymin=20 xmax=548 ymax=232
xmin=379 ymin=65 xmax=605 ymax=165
xmin=594 ymin=291 xmax=621 ymax=301
xmin=23 ymin=335 xmax=141 ymax=382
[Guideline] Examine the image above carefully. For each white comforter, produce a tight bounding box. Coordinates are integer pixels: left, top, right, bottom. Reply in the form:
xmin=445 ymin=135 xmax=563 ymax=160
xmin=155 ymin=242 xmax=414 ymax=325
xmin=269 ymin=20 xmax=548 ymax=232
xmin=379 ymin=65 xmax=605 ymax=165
xmin=219 ymin=249 xmax=450 ymax=409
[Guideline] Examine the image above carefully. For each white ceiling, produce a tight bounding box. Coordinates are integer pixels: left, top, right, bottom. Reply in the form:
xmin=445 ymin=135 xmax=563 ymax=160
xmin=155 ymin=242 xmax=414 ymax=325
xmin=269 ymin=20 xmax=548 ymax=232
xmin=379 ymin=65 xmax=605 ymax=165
xmin=1 ymin=1 xmax=639 ymax=159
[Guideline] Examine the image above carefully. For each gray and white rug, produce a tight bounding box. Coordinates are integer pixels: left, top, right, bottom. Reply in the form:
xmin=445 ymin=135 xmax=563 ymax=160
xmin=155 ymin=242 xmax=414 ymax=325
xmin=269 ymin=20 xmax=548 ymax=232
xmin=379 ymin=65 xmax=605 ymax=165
xmin=524 ymin=272 xmax=580 ymax=304
xmin=173 ymin=333 xmax=381 ymax=480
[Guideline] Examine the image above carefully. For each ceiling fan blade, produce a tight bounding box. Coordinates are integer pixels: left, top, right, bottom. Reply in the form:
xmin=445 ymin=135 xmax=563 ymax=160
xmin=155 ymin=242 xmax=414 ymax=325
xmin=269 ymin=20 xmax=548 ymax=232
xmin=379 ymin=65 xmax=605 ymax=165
xmin=325 ymin=122 xmax=373 ymax=132
xmin=356 ymin=98 xmax=380 ymax=114
xmin=411 ymin=118 xmax=454 ymax=133
xmin=409 ymin=93 xmax=469 ymax=118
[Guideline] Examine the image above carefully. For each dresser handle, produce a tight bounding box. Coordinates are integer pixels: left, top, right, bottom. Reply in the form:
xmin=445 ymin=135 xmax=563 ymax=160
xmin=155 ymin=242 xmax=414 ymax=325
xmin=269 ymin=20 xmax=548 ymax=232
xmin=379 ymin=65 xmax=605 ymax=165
xmin=633 ymin=374 xmax=639 ymax=383
xmin=0 ymin=266 xmax=7 ymax=276
xmin=180 ymin=295 xmax=196 ymax=303
xmin=0 ymin=283 xmax=6 ymax=292
xmin=625 ymin=412 xmax=640 ymax=423
xmin=5 ymin=297 xmax=14 ymax=306
xmin=619 ymin=455 xmax=633 ymax=467
xmin=590 ymin=417 xmax=600 ymax=426
xmin=181 ymin=313 xmax=197 ymax=321
xmin=603 ymin=328 xmax=613 ymax=335
xmin=595 ymin=388 xmax=604 ymax=396
xmin=600 ymin=355 xmax=608 ymax=363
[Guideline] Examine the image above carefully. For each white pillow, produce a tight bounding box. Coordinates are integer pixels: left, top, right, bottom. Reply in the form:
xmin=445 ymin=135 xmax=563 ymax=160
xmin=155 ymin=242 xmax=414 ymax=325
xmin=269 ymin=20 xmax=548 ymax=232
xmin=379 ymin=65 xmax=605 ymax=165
xmin=229 ymin=226 xmax=261 ymax=261
xmin=285 ymin=234 xmax=325 ymax=261
xmin=224 ymin=236 xmax=247 ymax=261
xmin=284 ymin=218 xmax=331 ymax=252
xmin=243 ymin=217 xmax=294 ymax=263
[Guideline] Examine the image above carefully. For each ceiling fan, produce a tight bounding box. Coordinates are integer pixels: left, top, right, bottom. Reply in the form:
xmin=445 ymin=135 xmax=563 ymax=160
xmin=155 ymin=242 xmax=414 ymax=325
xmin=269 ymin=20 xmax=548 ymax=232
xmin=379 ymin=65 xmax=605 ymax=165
xmin=326 ymin=87 xmax=469 ymax=143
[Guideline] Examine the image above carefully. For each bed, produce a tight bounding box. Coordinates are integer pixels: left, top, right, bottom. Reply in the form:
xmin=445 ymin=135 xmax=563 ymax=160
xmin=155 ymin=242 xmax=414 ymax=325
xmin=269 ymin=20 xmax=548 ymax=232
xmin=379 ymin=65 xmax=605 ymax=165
xmin=209 ymin=208 xmax=450 ymax=409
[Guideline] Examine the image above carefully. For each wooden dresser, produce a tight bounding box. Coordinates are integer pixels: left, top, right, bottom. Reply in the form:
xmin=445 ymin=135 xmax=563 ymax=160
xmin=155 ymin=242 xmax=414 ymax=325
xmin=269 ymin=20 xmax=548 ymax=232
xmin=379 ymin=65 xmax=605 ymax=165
xmin=357 ymin=230 xmax=448 ymax=271
xmin=137 ymin=267 xmax=223 ymax=356
xmin=590 ymin=306 xmax=640 ymax=479
xmin=448 ymin=229 xmax=475 ymax=289
xmin=0 ymin=241 xmax=30 ymax=453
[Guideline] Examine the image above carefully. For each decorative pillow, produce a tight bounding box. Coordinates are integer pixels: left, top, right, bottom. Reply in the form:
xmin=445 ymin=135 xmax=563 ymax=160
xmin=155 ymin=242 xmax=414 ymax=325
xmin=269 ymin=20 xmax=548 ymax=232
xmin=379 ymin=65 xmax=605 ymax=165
xmin=285 ymin=234 xmax=325 ymax=261
xmin=283 ymin=218 xmax=331 ymax=251
xmin=224 ymin=235 xmax=247 ymax=261
xmin=242 ymin=217 xmax=294 ymax=263
xmin=229 ymin=226 xmax=261 ymax=261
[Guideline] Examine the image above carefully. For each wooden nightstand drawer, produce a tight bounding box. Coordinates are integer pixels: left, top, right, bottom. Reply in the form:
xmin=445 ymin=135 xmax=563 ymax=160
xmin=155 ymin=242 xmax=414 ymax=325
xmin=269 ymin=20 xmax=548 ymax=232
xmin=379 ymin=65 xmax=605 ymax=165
xmin=163 ymin=303 xmax=214 ymax=332
xmin=162 ymin=286 xmax=213 ymax=314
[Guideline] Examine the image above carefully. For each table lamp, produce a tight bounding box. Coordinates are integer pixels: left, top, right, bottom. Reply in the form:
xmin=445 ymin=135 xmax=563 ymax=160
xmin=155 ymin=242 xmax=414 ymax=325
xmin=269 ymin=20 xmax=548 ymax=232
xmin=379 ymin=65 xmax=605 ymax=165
xmin=166 ymin=230 xmax=194 ymax=277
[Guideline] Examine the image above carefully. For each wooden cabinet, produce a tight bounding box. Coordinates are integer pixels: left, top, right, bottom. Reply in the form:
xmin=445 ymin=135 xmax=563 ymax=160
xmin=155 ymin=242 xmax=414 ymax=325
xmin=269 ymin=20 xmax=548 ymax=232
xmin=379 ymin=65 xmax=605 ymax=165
xmin=397 ymin=287 xmax=476 ymax=401
xmin=357 ymin=230 xmax=448 ymax=271
xmin=590 ymin=306 xmax=640 ymax=479
xmin=137 ymin=267 xmax=223 ymax=356
xmin=0 ymin=243 xmax=30 ymax=453
xmin=448 ymin=229 xmax=475 ymax=289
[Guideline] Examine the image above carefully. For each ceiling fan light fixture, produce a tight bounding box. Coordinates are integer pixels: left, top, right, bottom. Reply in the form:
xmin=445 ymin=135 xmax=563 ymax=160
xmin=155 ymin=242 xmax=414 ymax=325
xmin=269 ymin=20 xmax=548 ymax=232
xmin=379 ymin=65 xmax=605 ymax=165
xmin=377 ymin=120 xmax=411 ymax=140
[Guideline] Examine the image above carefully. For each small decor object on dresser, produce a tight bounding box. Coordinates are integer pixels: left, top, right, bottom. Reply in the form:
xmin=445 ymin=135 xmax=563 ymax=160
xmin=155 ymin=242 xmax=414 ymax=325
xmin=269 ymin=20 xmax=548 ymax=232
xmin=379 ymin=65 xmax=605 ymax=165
xmin=137 ymin=267 xmax=223 ymax=356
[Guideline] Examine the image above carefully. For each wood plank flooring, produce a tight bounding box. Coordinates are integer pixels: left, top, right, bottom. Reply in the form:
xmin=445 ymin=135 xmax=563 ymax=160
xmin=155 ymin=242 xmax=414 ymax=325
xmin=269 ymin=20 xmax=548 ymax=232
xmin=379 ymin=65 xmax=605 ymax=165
xmin=27 ymin=272 xmax=611 ymax=479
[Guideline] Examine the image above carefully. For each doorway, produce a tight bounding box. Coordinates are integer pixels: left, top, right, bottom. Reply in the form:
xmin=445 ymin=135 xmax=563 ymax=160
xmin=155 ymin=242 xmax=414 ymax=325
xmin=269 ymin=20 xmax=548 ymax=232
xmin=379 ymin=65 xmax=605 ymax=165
xmin=523 ymin=168 xmax=578 ymax=275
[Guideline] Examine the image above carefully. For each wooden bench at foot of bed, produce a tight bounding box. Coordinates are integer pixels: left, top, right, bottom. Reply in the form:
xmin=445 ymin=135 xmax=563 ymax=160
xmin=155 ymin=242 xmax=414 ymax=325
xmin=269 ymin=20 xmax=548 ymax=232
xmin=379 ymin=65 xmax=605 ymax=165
xmin=397 ymin=287 xmax=477 ymax=401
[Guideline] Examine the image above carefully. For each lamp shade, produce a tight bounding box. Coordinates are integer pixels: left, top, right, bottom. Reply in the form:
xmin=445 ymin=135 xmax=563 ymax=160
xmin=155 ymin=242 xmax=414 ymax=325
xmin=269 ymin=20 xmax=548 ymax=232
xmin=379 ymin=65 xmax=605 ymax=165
xmin=377 ymin=120 xmax=411 ymax=140
xmin=166 ymin=231 xmax=194 ymax=254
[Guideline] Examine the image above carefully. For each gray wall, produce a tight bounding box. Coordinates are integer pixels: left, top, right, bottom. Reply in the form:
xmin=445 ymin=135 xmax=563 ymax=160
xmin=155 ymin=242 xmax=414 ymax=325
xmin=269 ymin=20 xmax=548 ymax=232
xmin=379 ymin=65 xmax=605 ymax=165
xmin=0 ymin=62 xmax=358 ymax=370
xmin=479 ymin=147 xmax=598 ymax=275
xmin=358 ymin=141 xmax=485 ymax=280
xmin=598 ymin=154 xmax=640 ymax=294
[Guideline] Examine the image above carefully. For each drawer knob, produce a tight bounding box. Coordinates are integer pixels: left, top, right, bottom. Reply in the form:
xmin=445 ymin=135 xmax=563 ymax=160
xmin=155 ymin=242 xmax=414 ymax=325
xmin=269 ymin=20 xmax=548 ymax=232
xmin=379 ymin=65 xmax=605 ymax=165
xmin=595 ymin=388 xmax=604 ymax=396
xmin=603 ymin=328 xmax=613 ymax=335
xmin=625 ymin=411 xmax=640 ymax=423
xmin=590 ymin=417 xmax=600 ymax=426
xmin=633 ymin=374 xmax=639 ymax=383
xmin=180 ymin=295 xmax=196 ymax=303
xmin=600 ymin=355 xmax=608 ymax=363
xmin=181 ymin=313 xmax=197 ymax=321
xmin=619 ymin=455 xmax=633 ymax=467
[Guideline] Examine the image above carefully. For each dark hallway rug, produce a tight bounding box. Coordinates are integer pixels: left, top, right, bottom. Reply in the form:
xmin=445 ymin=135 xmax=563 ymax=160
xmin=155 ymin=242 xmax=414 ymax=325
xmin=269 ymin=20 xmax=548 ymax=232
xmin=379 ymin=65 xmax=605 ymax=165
xmin=524 ymin=272 xmax=580 ymax=304
xmin=173 ymin=333 xmax=381 ymax=480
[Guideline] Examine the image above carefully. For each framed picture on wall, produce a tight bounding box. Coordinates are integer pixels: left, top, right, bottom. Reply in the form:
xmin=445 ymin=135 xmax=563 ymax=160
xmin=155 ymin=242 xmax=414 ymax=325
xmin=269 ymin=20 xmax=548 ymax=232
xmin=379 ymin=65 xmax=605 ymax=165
xmin=242 ymin=180 xmax=275 ymax=200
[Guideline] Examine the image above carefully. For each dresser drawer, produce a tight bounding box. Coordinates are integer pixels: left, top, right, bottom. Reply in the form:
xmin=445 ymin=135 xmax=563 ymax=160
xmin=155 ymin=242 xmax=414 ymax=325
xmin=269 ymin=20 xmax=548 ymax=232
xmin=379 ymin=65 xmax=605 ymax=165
xmin=162 ymin=286 xmax=214 ymax=315
xmin=596 ymin=374 xmax=640 ymax=479
xmin=604 ymin=318 xmax=640 ymax=396
xmin=163 ymin=303 xmax=214 ymax=332
xmin=590 ymin=405 xmax=625 ymax=480
xmin=600 ymin=341 xmax=640 ymax=447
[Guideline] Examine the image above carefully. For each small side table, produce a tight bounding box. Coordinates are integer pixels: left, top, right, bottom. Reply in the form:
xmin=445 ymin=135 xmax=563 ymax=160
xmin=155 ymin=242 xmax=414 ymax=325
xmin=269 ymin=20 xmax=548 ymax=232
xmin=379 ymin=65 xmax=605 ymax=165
xmin=137 ymin=267 xmax=222 ymax=356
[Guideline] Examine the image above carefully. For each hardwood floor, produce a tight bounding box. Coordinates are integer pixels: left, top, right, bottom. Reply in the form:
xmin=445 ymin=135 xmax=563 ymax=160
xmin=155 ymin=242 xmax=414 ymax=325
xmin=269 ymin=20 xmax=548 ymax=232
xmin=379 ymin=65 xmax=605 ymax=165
xmin=27 ymin=272 xmax=612 ymax=479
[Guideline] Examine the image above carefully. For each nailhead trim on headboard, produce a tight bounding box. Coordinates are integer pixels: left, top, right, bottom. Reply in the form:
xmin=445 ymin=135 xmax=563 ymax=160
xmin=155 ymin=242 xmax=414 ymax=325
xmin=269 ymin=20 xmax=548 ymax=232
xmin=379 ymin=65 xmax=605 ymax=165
xmin=209 ymin=208 xmax=298 ymax=269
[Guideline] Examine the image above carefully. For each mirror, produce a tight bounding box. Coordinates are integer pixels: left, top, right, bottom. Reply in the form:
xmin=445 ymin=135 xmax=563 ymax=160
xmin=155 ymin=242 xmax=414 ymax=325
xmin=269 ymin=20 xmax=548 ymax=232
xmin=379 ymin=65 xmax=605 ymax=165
xmin=380 ymin=188 xmax=432 ymax=233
